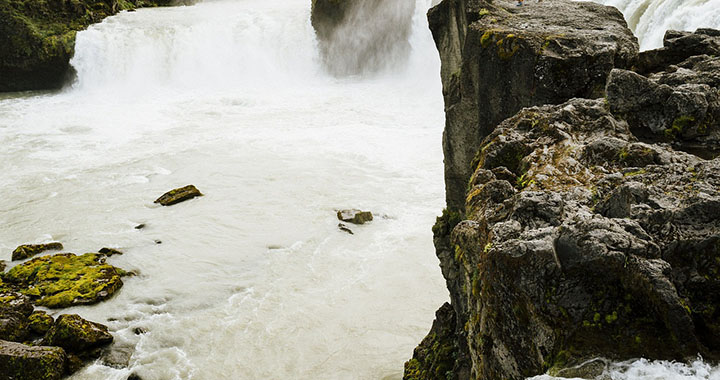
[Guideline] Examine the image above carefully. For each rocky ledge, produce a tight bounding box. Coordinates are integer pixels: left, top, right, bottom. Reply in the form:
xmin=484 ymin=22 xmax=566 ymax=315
xmin=0 ymin=0 xmax=183 ymax=92
xmin=406 ymin=0 xmax=720 ymax=379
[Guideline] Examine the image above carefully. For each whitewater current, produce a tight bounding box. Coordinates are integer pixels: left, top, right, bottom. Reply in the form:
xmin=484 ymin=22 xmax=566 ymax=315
xmin=0 ymin=0 xmax=717 ymax=379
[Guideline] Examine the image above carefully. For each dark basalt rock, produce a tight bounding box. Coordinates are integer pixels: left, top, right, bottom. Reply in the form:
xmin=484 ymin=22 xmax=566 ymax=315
xmin=0 ymin=340 xmax=66 ymax=380
xmin=337 ymin=209 xmax=373 ymax=224
xmin=607 ymin=30 xmax=720 ymax=160
xmin=428 ymin=0 xmax=638 ymax=211
xmin=310 ymin=0 xmax=415 ymax=75
xmin=43 ymin=314 xmax=113 ymax=355
xmin=1 ymin=253 xmax=125 ymax=308
xmin=11 ymin=242 xmax=63 ymax=261
xmin=154 ymin=185 xmax=203 ymax=206
xmin=411 ymin=97 xmax=720 ymax=380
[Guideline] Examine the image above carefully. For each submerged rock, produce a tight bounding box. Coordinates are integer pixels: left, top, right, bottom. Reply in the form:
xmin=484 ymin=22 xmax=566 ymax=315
xmin=0 ymin=340 xmax=66 ymax=380
xmin=11 ymin=242 xmax=63 ymax=261
xmin=154 ymin=185 xmax=203 ymax=206
xmin=2 ymin=253 xmax=124 ymax=308
xmin=337 ymin=209 xmax=373 ymax=224
xmin=311 ymin=0 xmax=415 ymax=75
xmin=338 ymin=223 xmax=354 ymax=235
xmin=99 ymin=247 xmax=124 ymax=256
xmin=43 ymin=314 xmax=113 ymax=355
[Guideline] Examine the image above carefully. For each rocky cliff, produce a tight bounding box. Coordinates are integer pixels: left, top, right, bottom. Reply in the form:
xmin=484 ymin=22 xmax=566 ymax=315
xmin=406 ymin=1 xmax=720 ymax=379
xmin=0 ymin=0 xmax=181 ymax=92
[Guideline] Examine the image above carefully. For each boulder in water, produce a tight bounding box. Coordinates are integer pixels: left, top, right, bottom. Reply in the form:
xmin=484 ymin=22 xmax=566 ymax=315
xmin=154 ymin=185 xmax=203 ymax=206
xmin=42 ymin=314 xmax=113 ymax=354
xmin=11 ymin=242 xmax=63 ymax=261
xmin=0 ymin=340 xmax=66 ymax=380
xmin=337 ymin=209 xmax=373 ymax=224
xmin=1 ymin=253 xmax=124 ymax=308
xmin=27 ymin=311 xmax=54 ymax=336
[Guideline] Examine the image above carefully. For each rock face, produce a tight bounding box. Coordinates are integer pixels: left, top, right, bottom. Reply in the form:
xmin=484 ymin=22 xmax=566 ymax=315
xmin=0 ymin=340 xmax=66 ymax=380
xmin=408 ymin=1 xmax=720 ymax=379
xmin=1 ymin=253 xmax=125 ymax=308
xmin=154 ymin=185 xmax=203 ymax=206
xmin=311 ymin=0 xmax=416 ymax=75
xmin=0 ymin=0 xmax=178 ymax=92
xmin=428 ymin=0 xmax=638 ymax=211
xmin=12 ymin=242 xmax=64 ymax=261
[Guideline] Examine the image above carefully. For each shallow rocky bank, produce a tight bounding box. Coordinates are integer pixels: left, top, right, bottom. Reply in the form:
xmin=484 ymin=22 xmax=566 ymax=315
xmin=400 ymin=0 xmax=720 ymax=379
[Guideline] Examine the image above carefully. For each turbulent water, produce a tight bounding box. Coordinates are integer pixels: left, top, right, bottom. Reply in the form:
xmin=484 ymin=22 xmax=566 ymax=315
xmin=594 ymin=0 xmax=720 ymax=50
xmin=1 ymin=0 xmax=719 ymax=379
xmin=0 ymin=1 xmax=448 ymax=379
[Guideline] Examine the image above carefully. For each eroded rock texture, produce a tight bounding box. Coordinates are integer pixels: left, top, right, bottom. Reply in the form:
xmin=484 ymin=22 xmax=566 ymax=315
xmin=408 ymin=1 xmax=720 ymax=379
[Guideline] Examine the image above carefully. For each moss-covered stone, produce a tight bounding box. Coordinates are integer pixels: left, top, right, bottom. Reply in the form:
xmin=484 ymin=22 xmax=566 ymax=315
xmin=336 ymin=209 xmax=373 ymax=224
xmin=0 ymin=339 xmax=66 ymax=380
xmin=28 ymin=311 xmax=53 ymax=336
xmin=154 ymin=184 xmax=203 ymax=206
xmin=11 ymin=242 xmax=63 ymax=261
xmin=42 ymin=314 xmax=112 ymax=354
xmin=3 ymin=253 xmax=124 ymax=308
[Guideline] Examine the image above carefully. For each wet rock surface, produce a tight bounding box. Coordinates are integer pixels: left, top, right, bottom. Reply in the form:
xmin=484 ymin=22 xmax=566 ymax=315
xmin=409 ymin=0 xmax=720 ymax=379
xmin=154 ymin=185 xmax=203 ymax=206
xmin=0 ymin=340 xmax=66 ymax=380
xmin=1 ymin=252 xmax=125 ymax=308
xmin=12 ymin=242 xmax=63 ymax=261
xmin=43 ymin=314 xmax=113 ymax=355
xmin=337 ymin=209 xmax=373 ymax=224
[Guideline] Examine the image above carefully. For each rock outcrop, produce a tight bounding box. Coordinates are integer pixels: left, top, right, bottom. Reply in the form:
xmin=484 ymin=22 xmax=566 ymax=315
xmin=408 ymin=1 xmax=720 ymax=379
xmin=12 ymin=242 xmax=64 ymax=261
xmin=311 ymin=0 xmax=416 ymax=75
xmin=428 ymin=0 xmax=637 ymax=211
xmin=154 ymin=185 xmax=203 ymax=206
xmin=1 ymin=252 xmax=125 ymax=308
xmin=0 ymin=0 xmax=180 ymax=92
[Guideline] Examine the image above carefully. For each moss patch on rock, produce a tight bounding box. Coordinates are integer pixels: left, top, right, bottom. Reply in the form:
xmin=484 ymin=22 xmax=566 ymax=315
xmin=12 ymin=242 xmax=63 ymax=261
xmin=2 ymin=253 xmax=124 ymax=308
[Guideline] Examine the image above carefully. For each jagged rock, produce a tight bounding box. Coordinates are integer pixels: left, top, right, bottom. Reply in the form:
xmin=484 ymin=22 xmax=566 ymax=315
xmin=43 ymin=314 xmax=113 ymax=355
xmin=412 ymin=97 xmax=720 ymax=380
xmin=2 ymin=253 xmax=124 ymax=308
xmin=428 ymin=0 xmax=638 ymax=210
xmin=99 ymin=247 xmax=124 ymax=256
xmin=637 ymin=29 xmax=720 ymax=74
xmin=11 ymin=242 xmax=63 ymax=261
xmin=310 ymin=0 xmax=415 ymax=75
xmin=0 ymin=340 xmax=66 ymax=380
xmin=154 ymin=185 xmax=203 ymax=206
xmin=337 ymin=209 xmax=373 ymax=224
xmin=607 ymin=30 xmax=720 ymax=159
xmin=28 ymin=311 xmax=53 ymax=336
xmin=0 ymin=0 xmax=179 ymax=92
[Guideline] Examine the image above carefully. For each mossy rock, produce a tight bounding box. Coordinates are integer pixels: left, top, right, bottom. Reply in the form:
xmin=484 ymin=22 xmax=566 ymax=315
xmin=3 ymin=253 xmax=124 ymax=308
xmin=28 ymin=311 xmax=53 ymax=336
xmin=42 ymin=314 xmax=112 ymax=354
xmin=336 ymin=209 xmax=373 ymax=225
xmin=0 ymin=340 xmax=66 ymax=380
xmin=154 ymin=185 xmax=203 ymax=206
xmin=11 ymin=242 xmax=63 ymax=261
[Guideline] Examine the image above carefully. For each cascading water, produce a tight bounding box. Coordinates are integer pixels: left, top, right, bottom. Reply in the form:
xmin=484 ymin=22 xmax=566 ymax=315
xmin=0 ymin=0 xmax=448 ymax=379
xmin=593 ymin=0 xmax=720 ymax=50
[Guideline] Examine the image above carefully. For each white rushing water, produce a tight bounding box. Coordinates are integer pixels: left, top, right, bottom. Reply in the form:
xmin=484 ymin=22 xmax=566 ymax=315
xmin=594 ymin=0 xmax=720 ymax=50
xmin=0 ymin=0 xmax=448 ymax=379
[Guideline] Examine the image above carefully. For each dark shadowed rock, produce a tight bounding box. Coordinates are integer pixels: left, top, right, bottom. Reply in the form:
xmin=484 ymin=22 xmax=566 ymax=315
xmin=2 ymin=253 xmax=124 ymax=308
xmin=338 ymin=223 xmax=354 ymax=235
xmin=428 ymin=0 xmax=638 ymax=210
xmin=0 ymin=340 xmax=66 ymax=380
xmin=0 ymin=310 xmax=29 ymax=342
xmin=154 ymin=185 xmax=203 ymax=206
xmin=337 ymin=209 xmax=373 ymax=224
xmin=409 ymin=98 xmax=720 ymax=380
xmin=0 ymin=260 xmax=5 ymax=272
xmin=43 ymin=314 xmax=113 ymax=354
xmin=311 ymin=0 xmax=415 ymax=75
xmin=99 ymin=247 xmax=124 ymax=256
xmin=637 ymin=29 xmax=720 ymax=74
xmin=11 ymin=242 xmax=63 ymax=261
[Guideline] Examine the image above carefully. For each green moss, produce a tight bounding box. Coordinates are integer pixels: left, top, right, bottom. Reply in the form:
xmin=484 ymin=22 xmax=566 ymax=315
xmin=432 ymin=208 xmax=463 ymax=236
xmin=3 ymin=253 xmax=124 ymax=308
xmin=478 ymin=8 xmax=490 ymax=17
xmin=665 ymin=115 xmax=695 ymax=139
xmin=480 ymin=31 xmax=494 ymax=48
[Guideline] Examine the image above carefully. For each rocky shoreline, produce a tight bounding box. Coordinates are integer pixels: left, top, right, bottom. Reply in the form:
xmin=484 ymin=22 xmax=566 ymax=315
xmin=396 ymin=0 xmax=720 ymax=379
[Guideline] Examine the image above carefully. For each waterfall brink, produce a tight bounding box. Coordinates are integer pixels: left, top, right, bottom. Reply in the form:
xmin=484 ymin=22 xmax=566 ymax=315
xmin=594 ymin=0 xmax=720 ymax=50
